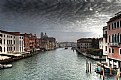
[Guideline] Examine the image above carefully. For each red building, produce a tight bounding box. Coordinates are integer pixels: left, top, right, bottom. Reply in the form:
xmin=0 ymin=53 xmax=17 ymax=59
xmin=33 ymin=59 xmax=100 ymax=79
xmin=21 ymin=33 xmax=38 ymax=52
xmin=105 ymin=11 xmax=121 ymax=68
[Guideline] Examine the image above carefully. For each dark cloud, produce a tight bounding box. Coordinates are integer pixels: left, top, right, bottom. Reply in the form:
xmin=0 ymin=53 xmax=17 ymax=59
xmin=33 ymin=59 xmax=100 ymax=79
xmin=0 ymin=0 xmax=121 ymax=41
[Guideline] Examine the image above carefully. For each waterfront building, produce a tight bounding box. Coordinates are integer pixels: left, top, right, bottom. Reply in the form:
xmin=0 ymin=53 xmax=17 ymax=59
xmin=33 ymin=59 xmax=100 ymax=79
xmin=105 ymin=11 xmax=121 ymax=68
xmin=40 ymin=32 xmax=56 ymax=50
xmin=0 ymin=30 xmax=15 ymax=54
xmin=77 ymin=38 xmax=99 ymax=53
xmin=10 ymin=32 xmax=24 ymax=53
xmin=21 ymin=33 xmax=37 ymax=52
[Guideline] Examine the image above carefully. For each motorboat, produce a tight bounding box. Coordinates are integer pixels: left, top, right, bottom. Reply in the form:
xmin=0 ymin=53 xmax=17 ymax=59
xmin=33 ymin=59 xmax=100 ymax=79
xmin=0 ymin=64 xmax=12 ymax=69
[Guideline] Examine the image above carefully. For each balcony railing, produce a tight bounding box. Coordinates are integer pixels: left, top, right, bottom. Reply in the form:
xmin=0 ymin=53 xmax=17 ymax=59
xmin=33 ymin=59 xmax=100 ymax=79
xmin=109 ymin=42 xmax=119 ymax=47
xmin=103 ymin=34 xmax=107 ymax=38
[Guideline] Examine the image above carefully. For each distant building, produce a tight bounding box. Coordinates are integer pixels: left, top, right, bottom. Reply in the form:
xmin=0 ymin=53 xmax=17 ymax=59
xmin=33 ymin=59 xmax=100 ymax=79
xmin=105 ymin=12 xmax=121 ymax=68
xmin=58 ymin=42 xmax=76 ymax=48
xmin=40 ymin=32 xmax=56 ymax=50
xmin=77 ymin=38 xmax=99 ymax=53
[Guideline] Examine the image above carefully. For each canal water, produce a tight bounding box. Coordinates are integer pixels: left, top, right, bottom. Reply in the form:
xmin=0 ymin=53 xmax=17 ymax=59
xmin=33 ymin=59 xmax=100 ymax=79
xmin=0 ymin=48 xmax=120 ymax=80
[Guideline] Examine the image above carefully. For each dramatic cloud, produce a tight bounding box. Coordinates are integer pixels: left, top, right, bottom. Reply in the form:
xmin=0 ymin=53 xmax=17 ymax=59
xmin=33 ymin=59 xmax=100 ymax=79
xmin=0 ymin=0 xmax=121 ymax=42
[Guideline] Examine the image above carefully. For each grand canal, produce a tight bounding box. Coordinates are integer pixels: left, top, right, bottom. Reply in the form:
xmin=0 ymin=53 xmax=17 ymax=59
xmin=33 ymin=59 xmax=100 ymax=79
xmin=0 ymin=48 xmax=120 ymax=80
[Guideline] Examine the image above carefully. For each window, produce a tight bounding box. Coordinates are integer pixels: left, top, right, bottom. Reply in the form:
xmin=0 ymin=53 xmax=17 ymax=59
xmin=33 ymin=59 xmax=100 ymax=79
xmin=4 ymin=47 xmax=5 ymax=52
xmin=112 ymin=34 xmax=114 ymax=43
xmin=117 ymin=33 xmax=119 ymax=43
xmin=112 ymin=23 xmax=114 ymax=29
xmin=117 ymin=21 xmax=119 ymax=28
xmin=119 ymin=48 xmax=121 ymax=54
xmin=109 ymin=48 xmax=111 ymax=53
xmin=112 ymin=48 xmax=114 ymax=53
xmin=114 ymin=22 xmax=116 ymax=29
xmin=14 ymin=47 xmax=15 ymax=51
xmin=115 ymin=34 xmax=117 ymax=42
xmin=4 ymin=39 xmax=5 ymax=44
xmin=4 ymin=35 xmax=5 ymax=37
xmin=109 ymin=35 xmax=110 ymax=43
xmin=0 ymin=34 xmax=2 ymax=37
xmin=105 ymin=46 xmax=107 ymax=51
xmin=14 ymin=40 xmax=15 ymax=44
xmin=120 ymin=20 xmax=121 ymax=27
xmin=0 ymin=38 xmax=2 ymax=44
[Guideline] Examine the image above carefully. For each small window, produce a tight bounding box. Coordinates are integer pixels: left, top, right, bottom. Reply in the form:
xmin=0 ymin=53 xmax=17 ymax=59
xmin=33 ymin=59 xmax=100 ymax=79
xmin=117 ymin=21 xmax=119 ymax=28
xmin=119 ymin=48 xmax=121 ymax=54
xmin=109 ymin=48 xmax=111 ymax=53
xmin=14 ymin=40 xmax=15 ymax=44
xmin=105 ymin=46 xmax=107 ymax=51
xmin=4 ymin=47 xmax=5 ymax=52
xmin=112 ymin=48 xmax=114 ymax=53
xmin=0 ymin=38 xmax=2 ymax=44
xmin=0 ymin=34 xmax=2 ymax=37
xmin=109 ymin=25 xmax=110 ymax=30
xmin=14 ymin=47 xmax=15 ymax=51
xmin=4 ymin=39 xmax=5 ymax=44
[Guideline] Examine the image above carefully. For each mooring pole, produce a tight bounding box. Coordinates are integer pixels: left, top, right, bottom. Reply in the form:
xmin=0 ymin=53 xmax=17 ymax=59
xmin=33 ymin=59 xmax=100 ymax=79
xmin=90 ymin=63 xmax=91 ymax=73
xmin=86 ymin=59 xmax=88 ymax=73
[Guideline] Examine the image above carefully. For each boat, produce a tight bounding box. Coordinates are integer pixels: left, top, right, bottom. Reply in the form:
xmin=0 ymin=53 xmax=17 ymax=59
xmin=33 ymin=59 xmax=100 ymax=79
xmin=95 ymin=62 xmax=117 ymax=75
xmin=0 ymin=64 xmax=12 ymax=69
xmin=65 ymin=47 xmax=68 ymax=49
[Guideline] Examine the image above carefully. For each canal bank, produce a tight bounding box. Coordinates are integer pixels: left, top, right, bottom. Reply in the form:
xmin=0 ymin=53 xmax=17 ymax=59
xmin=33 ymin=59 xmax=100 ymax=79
xmin=0 ymin=48 xmax=120 ymax=80
xmin=0 ymin=49 xmax=46 ymax=64
xmin=75 ymin=48 xmax=106 ymax=60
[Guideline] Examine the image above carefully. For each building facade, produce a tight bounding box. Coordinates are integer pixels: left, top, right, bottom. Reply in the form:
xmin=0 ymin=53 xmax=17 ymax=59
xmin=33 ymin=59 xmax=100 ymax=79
xmin=10 ymin=32 xmax=24 ymax=53
xmin=77 ymin=38 xmax=99 ymax=53
xmin=105 ymin=12 xmax=121 ymax=68
xmin=103 ymin=26 xmax=108 ymax=56
xmin=40 ymin=32 xmax=56 ymax=50
xmin=0 ymin=30 xmax=25 ymax=54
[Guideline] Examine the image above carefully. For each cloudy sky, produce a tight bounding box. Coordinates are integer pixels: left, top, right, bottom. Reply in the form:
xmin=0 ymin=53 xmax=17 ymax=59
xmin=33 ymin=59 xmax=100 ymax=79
xmin=0 ymin=0 xmax=121 ymax=42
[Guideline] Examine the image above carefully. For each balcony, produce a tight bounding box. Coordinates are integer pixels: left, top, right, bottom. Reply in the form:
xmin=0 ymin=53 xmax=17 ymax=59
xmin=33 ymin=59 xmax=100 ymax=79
xmin=109 ymin=42 xmax=119 ymax=47
xmin=103 ymin=34 xmax=107 ymax=38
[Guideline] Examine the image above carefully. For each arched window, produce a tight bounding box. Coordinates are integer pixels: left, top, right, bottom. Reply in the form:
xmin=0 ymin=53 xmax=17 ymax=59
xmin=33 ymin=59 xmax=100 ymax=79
xmin=0 ymin=46 xmax=2 ymax=52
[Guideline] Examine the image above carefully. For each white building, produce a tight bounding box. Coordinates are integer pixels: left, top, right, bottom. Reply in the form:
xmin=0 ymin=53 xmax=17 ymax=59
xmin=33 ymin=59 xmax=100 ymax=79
xmin=10 ymin=32 xmax=24 ymax=53
xmin=0 ymin=30 xmax=15 ymax=54
xmin=0 ymin=30 xmax=24 ymax=54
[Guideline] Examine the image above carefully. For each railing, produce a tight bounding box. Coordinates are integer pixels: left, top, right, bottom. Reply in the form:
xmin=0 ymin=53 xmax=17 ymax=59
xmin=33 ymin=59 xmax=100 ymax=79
xmin=109 ymin=42 xmax=119 ymax=47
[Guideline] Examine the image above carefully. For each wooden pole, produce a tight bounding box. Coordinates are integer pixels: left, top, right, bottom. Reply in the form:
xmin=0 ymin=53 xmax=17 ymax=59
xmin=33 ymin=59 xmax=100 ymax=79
xmin=90 ymin=63 xmax=91 ymax=73
xmin=110 ymin=67 xmax=112 ymax=76
xmin=102 ymin=68 xmax=105 ymax=80
xmin=116 ymin=68 xmax=120 ymax=80
xmin=86 ymin=60 xmax=88 ymax=73
xmin=88 ymin=63 xmax=89 ymax=73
